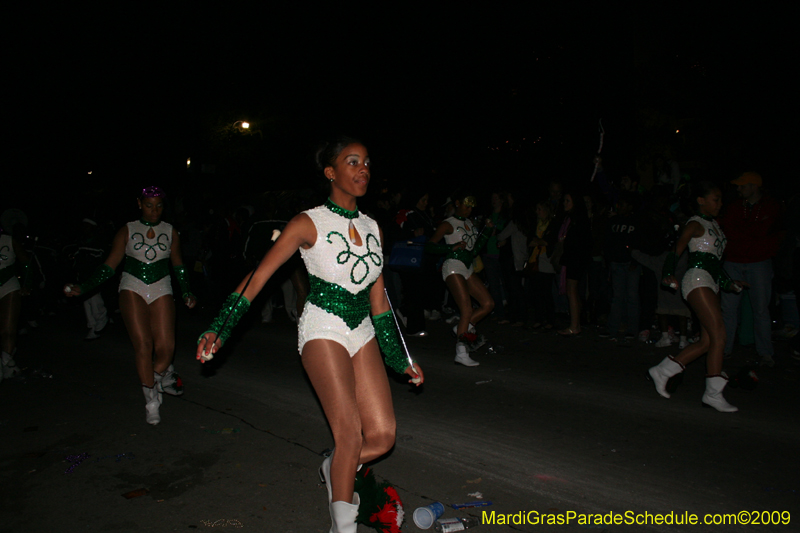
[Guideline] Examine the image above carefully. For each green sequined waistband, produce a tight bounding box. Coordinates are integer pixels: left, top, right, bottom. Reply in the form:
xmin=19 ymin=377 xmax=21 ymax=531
xmin=687 ymin=252 xmax=723 ymax=282
xmin=307 ymin=274 xmax=373 ymax=330
xmin=446 ymin=248 xmax=473 ymax=269
xmin=0 ymin=265 xmax=16 ymax=286
xmin=124 ymin=257 xmax=170 ymax=284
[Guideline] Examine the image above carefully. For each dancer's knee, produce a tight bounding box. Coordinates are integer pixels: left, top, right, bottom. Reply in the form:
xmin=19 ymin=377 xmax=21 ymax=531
xmin=333 ymin=422 xmax=364 ymax=455
xmin=365 ymin=424 xmax=396 ymax=456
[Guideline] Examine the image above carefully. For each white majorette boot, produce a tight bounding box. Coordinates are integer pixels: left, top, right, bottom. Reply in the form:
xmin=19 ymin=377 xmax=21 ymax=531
xmin=319 ymin=450 xmax=362 ymax=505
xmin=455 ymin=341 xmax=479 ymax=367
xmin=647 ymin=356 xmax=684 ymax=398
xmin=142 ymin=385 xmax=162 ymax=425
xmin=702 ymin=375 xmax=738 ymax=412
xmin=155 ymin=364 xmax=184 ymax=396
xmin=329 ymin=492 xmax=360 ymax=533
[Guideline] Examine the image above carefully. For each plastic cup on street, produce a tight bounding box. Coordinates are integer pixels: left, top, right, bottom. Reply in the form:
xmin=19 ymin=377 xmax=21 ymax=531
xmin=413 ymin=501 xmax=445 ymax=529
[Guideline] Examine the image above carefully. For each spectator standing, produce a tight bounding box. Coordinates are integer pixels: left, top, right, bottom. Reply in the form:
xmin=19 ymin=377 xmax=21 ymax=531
xmin=525 ymin=201 xmax=556 ymax=329
xmin=556 ymin=190 xmax=592 ymax=336
xmin=718 ymin=172 xmax=784 ymax=366
xmin=603 ymin=192 xmax=641 ymax=341
xmin=496 ymin=191 xmax=530 ymax=326
xmin=396 ymin=189 xmax=438 ymax=335
xmin=482 ymin=192 xmax=508 ymax=321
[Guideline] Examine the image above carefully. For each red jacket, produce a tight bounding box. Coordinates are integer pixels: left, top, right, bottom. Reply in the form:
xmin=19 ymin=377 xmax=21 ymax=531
xmin=719 ymin=196 xmax=783 ymax=263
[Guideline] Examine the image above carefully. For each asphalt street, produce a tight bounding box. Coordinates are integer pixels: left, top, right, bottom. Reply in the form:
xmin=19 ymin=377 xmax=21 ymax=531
xmin=2 ymin=300 xmax=799 ymax=532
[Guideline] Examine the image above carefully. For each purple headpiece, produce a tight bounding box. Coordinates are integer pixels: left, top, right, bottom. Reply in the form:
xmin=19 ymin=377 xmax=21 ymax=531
xmin=141 ymin=186 xmax=165 ymax=198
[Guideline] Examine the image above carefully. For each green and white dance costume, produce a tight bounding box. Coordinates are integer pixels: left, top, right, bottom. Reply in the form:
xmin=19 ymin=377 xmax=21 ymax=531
xmin=662 ymin=215 xmax=734 ymax=299
xmin=80 ymin=220 xmax=192 ymax=304
xmin=120 ymin=220 xmax=176 ymax=304
xmin=203 ymin=199 xmax=409 ymax=374
xmin=297 ymin=201 xmax=385 ymax=356
xmin=440 ymin=216 xmax=484 ymax=281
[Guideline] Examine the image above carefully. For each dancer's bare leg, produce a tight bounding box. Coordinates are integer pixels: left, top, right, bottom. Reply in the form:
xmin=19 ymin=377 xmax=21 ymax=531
xmin=465 ymin=274 xmax=494 ymax=325
xmin=149 ymin=295 xmax=176 ymax=374
xmin=302 ymin=338 xmax=395 ymax=503
xmin=446 ymin=274 xmax=471 ymax=337
xmin=120 ymin=290 xmax=155 ymax=387
xmin=677 ymin=287 xmax=725 ymax=375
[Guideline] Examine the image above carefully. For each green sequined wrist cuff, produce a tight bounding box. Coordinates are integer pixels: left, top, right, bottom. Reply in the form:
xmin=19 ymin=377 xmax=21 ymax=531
xmin=718 ymin=269 xmax=734 ymax=291
xmin=79 ymin=264 xmax=115 ymax=294
xmin=662 ymin=251 xmax=678 ymax=282
xmin=448 ymin=248 xmax=473 ymax=268
xmin=174 ymin=265 xmax=192 ymax=299
xmin=372 ymin=311 xmax=409 ymax=374
xmin=205 ymin=293 xmax=251 ymax=345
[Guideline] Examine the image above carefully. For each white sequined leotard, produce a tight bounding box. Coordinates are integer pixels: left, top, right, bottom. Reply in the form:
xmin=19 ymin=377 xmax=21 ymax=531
xmin=119 ymin=220 xmax=174 ymax=304
xmin=441 ymin=216 xmax=480 ymax=281
xmin=298 ymin=201 xmax=383 ymax=357
xmin=681 ymin=215 xmax=726 ymax=298
xmin=0 ymin=234 xmax=21 ymax=300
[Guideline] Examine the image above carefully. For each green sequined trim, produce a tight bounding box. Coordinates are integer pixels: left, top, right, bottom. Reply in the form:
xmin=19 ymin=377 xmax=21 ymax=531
xmin=206 ymin=293 xmax=251 ymax=345
xmin=324 ymin=198 xmax=359 ymax=219
xmin=0 ymin=265 xmax=15 ymax=286
xmin=697 ymin=213 xmax=714 ymax=221
xmin=372 ymin=311 xmax=410 ymax=374
xmin=446 ymin=248 xmax=473 ymax=269
xmin=662 ymin=251 xmax=678 ymax=281
xmin=307 ymin=274 xmax=373 ymax=330
xmin=124 ymin=257 xmax=170 ymax=284
xmin=0 ymin=245 xmax=9 ymax=261
xmin=173 ymin=264 xmax=192 ymax=298
xmin=79 ymin=264 xmax=115 ymax=294
xmin=687 ymin=251 xmax=732 ymax=289
xmin=326 ymin=232 xmax=382 ymax=284
xmin=139 ymin=219 xmax=162 ymax=227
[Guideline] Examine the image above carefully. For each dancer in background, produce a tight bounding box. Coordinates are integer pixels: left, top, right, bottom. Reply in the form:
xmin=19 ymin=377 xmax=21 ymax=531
xmin=648 ymin=181 xmax=744 ymax=412
xmin=427 ymin=191 xmax=494 ymax=366
xmin=65 ymin=187 xmax=195 ymax=424
xmin=197 ymin=137 xmax=422 ymax=533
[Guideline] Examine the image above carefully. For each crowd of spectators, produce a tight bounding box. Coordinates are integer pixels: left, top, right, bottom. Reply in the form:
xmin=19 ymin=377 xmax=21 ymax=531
xmin=1 ymin=161 xmax=797 ymax=377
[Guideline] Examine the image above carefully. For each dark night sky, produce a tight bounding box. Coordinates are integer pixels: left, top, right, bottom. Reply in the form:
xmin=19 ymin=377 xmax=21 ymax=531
xmin=6 ymin=5 xmax=793 ymax=222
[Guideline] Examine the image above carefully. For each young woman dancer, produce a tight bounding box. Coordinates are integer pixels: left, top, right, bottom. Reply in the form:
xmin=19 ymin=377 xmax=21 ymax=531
xmin=648 ymin=181 xmax=744 ymax=412
xmin=427 ymin=192 xmax=494 ymax=366
xmin=65 ymin=187 xmax=196 ymax=424
xmin=196 ymin=138 xmax=423 ymax=533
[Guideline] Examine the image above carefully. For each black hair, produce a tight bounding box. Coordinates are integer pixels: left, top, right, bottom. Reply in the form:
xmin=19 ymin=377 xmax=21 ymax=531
xmin=691 ymin=180 xmax=720 ymax=213
xmin=450 ymin=189 xmax=476 ymax=205
xmin=314 ymin=136 xmax=362 ymax=173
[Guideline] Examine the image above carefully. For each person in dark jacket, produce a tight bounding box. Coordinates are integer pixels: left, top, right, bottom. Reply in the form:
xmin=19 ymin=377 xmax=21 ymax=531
xmin=603 ymin=192 xmax=641 ymax=341
xmin=556 ymin=190 xmax=592 ymax=335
